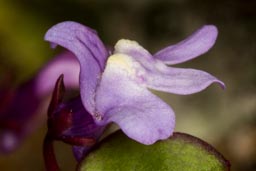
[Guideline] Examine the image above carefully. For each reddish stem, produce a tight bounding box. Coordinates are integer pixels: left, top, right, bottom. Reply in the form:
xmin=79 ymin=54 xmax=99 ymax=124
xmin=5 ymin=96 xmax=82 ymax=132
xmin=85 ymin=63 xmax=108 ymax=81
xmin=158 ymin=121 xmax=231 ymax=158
xmin=43 ymin=133 xmax=60 ymax=171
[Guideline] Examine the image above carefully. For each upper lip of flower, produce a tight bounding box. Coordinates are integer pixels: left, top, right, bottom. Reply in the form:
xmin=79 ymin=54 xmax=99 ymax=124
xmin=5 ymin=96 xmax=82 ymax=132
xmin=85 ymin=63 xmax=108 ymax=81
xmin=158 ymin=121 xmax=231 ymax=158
xmin=44 ymin=21 xmax=225 ymax=145
xmin=45 ymin=21 xmax=109 ymax=116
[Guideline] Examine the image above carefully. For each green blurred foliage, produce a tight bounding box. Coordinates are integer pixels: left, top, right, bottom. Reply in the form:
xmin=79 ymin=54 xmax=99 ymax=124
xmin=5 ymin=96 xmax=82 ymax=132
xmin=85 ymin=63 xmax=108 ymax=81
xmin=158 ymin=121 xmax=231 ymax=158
xmin=0 ymin=0 xmax=256 ymax=171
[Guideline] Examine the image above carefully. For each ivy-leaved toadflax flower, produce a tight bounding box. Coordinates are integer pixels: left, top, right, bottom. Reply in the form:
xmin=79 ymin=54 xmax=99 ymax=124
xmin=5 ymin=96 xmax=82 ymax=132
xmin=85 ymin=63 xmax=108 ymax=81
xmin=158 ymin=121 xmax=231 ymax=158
xmin=45 ymin=21 xmax=225 ymax=146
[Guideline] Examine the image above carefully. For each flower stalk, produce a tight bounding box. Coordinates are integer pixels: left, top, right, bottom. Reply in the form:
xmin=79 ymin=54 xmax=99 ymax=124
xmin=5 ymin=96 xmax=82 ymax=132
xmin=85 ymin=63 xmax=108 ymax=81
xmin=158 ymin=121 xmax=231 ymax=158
xmin=43 ymin=133 xmax=60 ymax=171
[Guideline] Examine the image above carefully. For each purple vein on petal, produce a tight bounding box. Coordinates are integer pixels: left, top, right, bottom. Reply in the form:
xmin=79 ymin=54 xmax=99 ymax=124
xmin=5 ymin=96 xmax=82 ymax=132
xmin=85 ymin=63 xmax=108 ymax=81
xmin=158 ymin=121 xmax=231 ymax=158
xmin=144 ymin=65 xmax=226 ymax=95
xmin=44 ymin=21 xmax=108 ymax=114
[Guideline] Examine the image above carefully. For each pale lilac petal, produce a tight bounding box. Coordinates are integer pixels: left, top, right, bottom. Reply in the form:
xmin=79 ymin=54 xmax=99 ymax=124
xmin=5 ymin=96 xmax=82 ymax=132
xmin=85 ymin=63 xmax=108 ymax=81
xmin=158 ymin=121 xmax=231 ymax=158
xmin=35 ymin=51 xmax=80 ymax=97
xmin=145 ymin=65 xmax=225 ymax=95
xmin=95 ymin=54 xmax=175 ymax=145
xmin=112 ymin=39 xmax=225 ymax=95
xmin=44 ymin=21 xmax=108 ymax=114
xmin=102 ymin=104 xmax=175 ymax=145
xmin=154 ymin=25 xmax=218 ymax=65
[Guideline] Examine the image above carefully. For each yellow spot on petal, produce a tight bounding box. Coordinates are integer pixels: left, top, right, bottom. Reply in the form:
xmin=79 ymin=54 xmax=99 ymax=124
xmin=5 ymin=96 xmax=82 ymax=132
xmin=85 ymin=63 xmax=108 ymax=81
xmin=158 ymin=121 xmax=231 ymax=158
xmin=107 ymin=54 xmax=135 ymax=75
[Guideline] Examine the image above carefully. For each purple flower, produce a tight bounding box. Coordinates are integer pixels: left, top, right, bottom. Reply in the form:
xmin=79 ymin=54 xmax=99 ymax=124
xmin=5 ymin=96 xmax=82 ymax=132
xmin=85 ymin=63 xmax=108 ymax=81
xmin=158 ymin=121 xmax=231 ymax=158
xmin=0 ymin=51 xmax=80 ymax=153
xmin=45 ymin=21 xmax=225 ymax=146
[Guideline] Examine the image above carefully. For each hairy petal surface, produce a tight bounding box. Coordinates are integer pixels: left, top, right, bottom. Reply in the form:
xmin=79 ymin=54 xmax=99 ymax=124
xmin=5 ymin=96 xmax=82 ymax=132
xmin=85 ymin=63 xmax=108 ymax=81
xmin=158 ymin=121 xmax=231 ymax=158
xmin=44 ymin=21 xmax=108 ymax=114
xmin=95 ymin=54 xmax=175 ymax=145
xmin=154 ymin=25 xmax=218 ymax=65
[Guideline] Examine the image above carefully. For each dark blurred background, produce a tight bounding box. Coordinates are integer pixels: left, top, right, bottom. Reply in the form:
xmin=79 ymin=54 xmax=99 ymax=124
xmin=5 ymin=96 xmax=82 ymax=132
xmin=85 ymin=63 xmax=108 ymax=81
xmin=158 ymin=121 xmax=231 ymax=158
xmin=0 ymin=0 xmax=255 ymax=170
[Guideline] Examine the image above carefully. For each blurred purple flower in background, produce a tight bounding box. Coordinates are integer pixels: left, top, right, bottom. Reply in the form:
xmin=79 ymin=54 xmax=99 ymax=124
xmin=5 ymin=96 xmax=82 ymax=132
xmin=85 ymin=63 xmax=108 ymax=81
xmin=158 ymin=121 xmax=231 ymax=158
xmin=44 ymin=21 xmax=225 ymax=148
xmin=0 ymin=51 xmax=80 ymax=153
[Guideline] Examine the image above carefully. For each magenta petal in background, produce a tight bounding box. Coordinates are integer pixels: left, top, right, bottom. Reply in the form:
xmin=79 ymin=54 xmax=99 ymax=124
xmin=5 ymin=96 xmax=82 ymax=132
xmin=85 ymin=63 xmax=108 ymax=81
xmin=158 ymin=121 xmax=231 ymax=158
xmin=44 ymin=21 xmax=109 ymax=114
xmin=35 ymin=51 xmax=80 ymax=96
xmin=154 ymin=25 xmax=218 ymax=65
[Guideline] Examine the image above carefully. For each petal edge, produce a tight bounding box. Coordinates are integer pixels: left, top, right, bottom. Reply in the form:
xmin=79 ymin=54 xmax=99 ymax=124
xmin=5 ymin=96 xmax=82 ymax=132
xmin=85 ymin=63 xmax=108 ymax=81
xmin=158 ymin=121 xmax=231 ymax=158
xmin=154 ymin=25 xmax=218 ymax=65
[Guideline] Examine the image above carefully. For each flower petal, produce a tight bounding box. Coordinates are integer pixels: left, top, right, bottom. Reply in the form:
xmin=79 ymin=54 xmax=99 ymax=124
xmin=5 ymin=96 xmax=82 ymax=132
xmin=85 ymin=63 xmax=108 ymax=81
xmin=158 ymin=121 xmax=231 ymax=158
xmin=154 ymin=25 xmax=218 ymax=65
xmin=44 ymin=21 xmax=108 ymax=114
xmin=95 ymin=54 xmax=175 ymax=145
xmin=145 ymin=62 xmax=225 ymax=95
xmin=112 ymin=40 xmax=224 ymax=95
